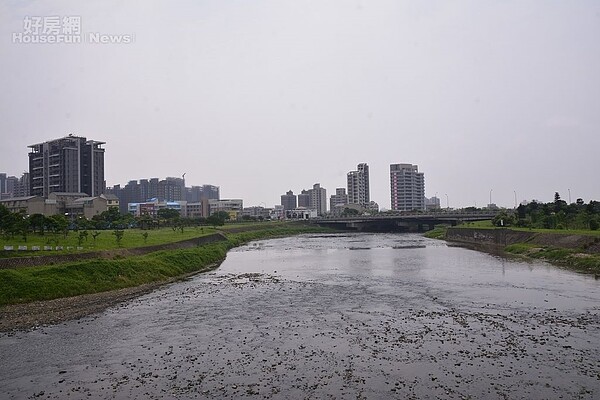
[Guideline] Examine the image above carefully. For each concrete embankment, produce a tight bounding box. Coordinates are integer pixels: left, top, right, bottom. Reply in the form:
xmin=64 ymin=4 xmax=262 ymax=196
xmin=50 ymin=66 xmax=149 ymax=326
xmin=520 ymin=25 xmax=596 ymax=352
xmin=446 ymin=227 xmax=600 ymax=253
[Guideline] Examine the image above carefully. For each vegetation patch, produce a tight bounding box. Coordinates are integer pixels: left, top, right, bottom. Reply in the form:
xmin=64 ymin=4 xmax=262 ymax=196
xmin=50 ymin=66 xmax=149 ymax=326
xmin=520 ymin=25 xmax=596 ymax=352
xmin=504 ymin=243 xmax=600 ymax=274
xmin=423 ymin=226 xmax=448 ymax=239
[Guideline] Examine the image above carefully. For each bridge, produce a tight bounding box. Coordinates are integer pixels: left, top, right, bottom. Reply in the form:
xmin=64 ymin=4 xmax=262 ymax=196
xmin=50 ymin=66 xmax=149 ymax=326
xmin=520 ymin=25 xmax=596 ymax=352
xmin=310 ymin=211 xmax=501 ymax=232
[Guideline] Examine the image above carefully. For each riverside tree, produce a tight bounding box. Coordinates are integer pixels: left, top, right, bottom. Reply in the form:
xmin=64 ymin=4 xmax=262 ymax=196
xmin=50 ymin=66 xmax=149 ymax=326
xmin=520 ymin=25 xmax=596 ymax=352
xmin=516 ymin=197 xmax=600 ymax=230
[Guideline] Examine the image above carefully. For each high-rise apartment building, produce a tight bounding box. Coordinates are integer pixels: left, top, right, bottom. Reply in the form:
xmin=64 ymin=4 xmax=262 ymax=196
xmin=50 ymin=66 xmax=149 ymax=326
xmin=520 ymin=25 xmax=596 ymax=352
xmin=308 ymin=183 xmax=327 ymax=216
xmin=139 ymin=178 xmax=159 ymax=202
xmin=347 ymin=163 xmax=370 ymax=207
xmin=390 ymin=163 xmax=425 ymax=211
xmin=0 ymin=173 xmax=19 ymax=199
xmin=0 ymin=173 xmax=7 ymax=195
xmin=297 ymin=190 xmax=310 ymax=208
xmin=201 ymin=185 xmax=220 ymax=200
xmin=158 ymin=177 xmax=184 ymax=202
xmin=281 ymin=190 xmax=297 ymax=210
xmin=14 ymin=173 xmax=30 ymax=197
xmin=28 ymin=135 xmax=105 ymax=198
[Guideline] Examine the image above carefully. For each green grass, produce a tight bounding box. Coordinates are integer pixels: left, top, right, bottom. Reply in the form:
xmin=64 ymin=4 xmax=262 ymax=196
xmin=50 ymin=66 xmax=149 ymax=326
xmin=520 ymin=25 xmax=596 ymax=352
xmin=0 ymin=221 xmax=300 ymax=258
xmin=0 ymin=224 xmax=330 ymax=306
xmin=457 ymin=220 xmax=496 ymax=228
xmin=504 ymin=243 xmax=600 ymax=274
xmin=423 ymin=226 xmax=448 ymax=239
xmin=0 ymin=226 xmax=218 ymax=255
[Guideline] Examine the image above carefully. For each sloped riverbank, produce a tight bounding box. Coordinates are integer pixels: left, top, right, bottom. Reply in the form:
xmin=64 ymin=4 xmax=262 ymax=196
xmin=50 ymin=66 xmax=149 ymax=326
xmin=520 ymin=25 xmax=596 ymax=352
xmin=0 ymin=224 xmax=329 ymax=331
xmin=445 ymin=227 xmax=600 ymax=274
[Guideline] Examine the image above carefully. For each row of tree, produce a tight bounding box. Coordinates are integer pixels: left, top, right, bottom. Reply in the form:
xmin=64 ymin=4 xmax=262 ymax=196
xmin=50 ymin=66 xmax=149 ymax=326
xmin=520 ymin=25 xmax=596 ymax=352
xmin=0 ymin=204 xmax=235 ymax=240
xmin=493 ymin=193 xmax=600 ymax=230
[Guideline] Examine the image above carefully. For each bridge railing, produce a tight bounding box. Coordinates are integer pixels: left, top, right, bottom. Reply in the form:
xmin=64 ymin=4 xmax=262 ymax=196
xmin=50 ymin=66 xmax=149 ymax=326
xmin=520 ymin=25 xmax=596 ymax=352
xmin=312 ymin=210 xmax=507 ymax=222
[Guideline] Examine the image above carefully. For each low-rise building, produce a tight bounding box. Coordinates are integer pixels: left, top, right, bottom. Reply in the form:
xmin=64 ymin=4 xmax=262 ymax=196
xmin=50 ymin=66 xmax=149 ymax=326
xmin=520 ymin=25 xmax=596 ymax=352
xmin=330 ymin=188 xmax=348 ymax=212
xmin=242 ymin=206 xmax=271 ymax=220
xmin=285 ymin=208 xmax=318 ymax=220
xmin=270 ymin=205 xmax=285 ymax=220
xmin=70 ymin=196 xmax=110 ymax=219
xmin=101 ymin=193 xmax=120 ymax=210
xmin=208 ymin=199 xmax=243 ymax=219
xmin=128 ymin=199 xmax=185 ymax=217
xmin=185 ymin=202 xmax=203 ymax=218
xmin=0 ymin=196 xmax=58 ymax=215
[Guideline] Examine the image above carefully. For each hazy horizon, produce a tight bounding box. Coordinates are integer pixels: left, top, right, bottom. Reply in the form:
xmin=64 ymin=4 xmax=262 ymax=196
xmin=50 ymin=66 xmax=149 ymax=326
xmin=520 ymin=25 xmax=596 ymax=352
xmin=1 ymin=1 xmax=599 ymax=209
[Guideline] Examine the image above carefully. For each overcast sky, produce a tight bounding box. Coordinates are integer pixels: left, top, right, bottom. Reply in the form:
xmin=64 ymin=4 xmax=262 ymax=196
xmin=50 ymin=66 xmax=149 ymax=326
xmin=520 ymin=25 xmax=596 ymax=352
xmin=1 ymin=1 xmax=599 ymax=209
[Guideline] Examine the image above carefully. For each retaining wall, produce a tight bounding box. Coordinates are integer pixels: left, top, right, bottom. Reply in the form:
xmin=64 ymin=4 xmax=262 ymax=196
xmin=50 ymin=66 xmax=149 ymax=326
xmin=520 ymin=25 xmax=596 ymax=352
xmin=446 ymin=228 xmax=600 ymax=253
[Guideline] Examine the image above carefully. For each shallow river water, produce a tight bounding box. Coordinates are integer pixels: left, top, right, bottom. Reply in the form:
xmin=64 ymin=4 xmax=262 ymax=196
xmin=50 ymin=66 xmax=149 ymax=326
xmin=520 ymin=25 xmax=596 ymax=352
xmin=1 ymin=233 xmax=600 ymax=399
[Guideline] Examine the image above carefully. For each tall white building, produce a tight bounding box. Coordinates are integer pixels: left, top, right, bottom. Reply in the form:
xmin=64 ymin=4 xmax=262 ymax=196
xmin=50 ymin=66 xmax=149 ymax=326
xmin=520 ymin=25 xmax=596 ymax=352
xmin=390 ymin=163 xmax=425 ymax=211
xmin=347 ymin=163 xmax=370 ymax=207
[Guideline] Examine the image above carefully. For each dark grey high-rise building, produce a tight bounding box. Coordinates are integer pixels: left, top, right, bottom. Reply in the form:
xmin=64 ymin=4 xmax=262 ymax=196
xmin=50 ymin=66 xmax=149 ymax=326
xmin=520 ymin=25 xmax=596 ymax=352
xmin=28 ymin=134 xmax=105 ymax=198
xmin=281 ymin=190 xmax=297 ymax=210
xmin=15 ymin=173 xmax=30 ymax=197
xmin=0 ymin=173 xmax=7 ymax=195
xmin=347 ymin=163 xmax=370 ymax=207
xmin=202 ymin=185 xmax=220 ymax=200
xmin=297 ymin=190 xmax=310 ymax=208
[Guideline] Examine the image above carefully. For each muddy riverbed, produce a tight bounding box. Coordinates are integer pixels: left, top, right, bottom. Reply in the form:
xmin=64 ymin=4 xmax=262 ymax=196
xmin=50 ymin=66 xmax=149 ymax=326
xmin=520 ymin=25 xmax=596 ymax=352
xmin=1 ymin=233 xmax=599 ymax=399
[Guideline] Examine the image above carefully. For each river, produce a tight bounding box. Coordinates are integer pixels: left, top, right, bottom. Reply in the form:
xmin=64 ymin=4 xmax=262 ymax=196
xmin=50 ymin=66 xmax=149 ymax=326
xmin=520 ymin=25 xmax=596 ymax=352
xmin=1 ymin=233 xmax=599 ymax=399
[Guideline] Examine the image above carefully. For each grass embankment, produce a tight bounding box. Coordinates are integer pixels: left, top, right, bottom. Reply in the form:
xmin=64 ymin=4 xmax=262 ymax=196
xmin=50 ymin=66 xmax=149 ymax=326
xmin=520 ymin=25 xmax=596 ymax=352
xmin=423 ymin=226 xmax=449 ymax=239
xmin=504 ymin=242 xmax=600 ymax=274
xmin=0 ymin=226 xmax=219 ymax=256
xmin=0 ymin=224 xmax=328 ymax=306
xmin=0 ymin=222 xmax=298 ymax=258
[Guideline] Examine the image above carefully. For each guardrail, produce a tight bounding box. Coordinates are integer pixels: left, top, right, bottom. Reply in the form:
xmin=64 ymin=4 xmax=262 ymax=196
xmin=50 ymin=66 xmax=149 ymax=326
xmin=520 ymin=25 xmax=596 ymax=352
xmin=313 ymin=211 xmax=504 ymax=222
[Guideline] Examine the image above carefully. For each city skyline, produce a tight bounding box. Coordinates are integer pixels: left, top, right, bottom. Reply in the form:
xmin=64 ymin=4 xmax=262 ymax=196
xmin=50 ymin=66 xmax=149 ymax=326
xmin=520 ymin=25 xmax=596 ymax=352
xmin=1 ymin=2 xmax=599 ymax=209
xmin=1 ymin=139 xmax=596 ymax=211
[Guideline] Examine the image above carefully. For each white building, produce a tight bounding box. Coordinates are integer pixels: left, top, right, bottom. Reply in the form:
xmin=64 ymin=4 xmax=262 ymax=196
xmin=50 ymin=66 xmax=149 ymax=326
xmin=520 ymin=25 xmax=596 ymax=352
xmin=285 ymin=208 xmax=318 ymax=220
xmin=208 ymin=199 xmax=243 ymax=219
xmin=390 ymin=163 xmax=425 ymax=211
xmin=347 ymin=163 xmax=370 ymax=207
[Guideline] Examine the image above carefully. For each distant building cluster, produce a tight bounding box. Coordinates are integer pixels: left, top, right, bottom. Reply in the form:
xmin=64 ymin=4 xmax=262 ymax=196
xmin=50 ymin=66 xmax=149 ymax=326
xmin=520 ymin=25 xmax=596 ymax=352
xmin=279 ymin=163 xmax=380 ymax=219
xmin=278 ymin=161 xmax=430 ymax=219
xmin=106 ymin=179 xmax=220 ymax=215
xmin=280 ymin=183 xmax=327 ymax=219
xmin=0 ymin=172 xmax=29 ymax=199
xmin=1 ymin=134 xmax=240 ymax=220
xmin=2 ymin=134 xmax=435 ymax=221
